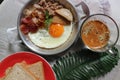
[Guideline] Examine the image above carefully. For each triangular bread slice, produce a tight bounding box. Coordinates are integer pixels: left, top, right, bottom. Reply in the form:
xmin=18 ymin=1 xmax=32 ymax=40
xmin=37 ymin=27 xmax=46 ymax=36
xmin=2 ymin=63 xmax=38 ymax=80
xmin=27 ymin=61 xmax=45 ymax=80
xmin=5 ymin=61 xmax=27 ymax=75
xmin=55 ymin=8 xmax=73 ymax=22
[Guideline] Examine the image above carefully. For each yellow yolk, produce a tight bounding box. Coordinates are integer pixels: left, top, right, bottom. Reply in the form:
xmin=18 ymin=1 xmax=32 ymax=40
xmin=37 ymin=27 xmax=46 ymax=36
xmin=49 ymin=24 xmax=64 ymax=38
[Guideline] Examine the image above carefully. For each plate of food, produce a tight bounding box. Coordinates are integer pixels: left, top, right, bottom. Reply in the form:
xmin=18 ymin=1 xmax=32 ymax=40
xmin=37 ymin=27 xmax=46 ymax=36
xmin=0 ymin=52 xmax=56 ymax=80
xmin=17 ymin=0 xmax=79 ymax=55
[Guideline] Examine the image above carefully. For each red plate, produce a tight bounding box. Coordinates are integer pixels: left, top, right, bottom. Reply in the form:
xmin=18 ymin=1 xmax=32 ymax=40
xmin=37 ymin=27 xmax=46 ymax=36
xmin=0 ymin=52 xmax=56 ymax=80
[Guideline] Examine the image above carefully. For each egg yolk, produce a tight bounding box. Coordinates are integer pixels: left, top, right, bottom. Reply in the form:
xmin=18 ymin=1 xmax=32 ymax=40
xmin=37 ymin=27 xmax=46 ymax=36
xmin=49 ymin=24 xmax=64 ymax=38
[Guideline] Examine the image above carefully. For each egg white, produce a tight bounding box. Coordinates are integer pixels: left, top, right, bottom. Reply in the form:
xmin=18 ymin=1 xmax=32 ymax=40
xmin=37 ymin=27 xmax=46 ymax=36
xmin=28 ymin=23 xmax=73 ymax=48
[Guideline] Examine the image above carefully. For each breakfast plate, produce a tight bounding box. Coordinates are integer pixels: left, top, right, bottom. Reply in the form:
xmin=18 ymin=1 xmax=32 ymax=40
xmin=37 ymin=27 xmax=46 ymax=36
xmin=17 ymin=0 xmax=79 ymax=55
xmin=0 ymin=52 xmax=56 ymax=80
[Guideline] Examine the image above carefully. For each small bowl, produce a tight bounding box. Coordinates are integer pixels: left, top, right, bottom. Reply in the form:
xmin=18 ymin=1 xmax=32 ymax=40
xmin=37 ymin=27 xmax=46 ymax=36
xmin=80 ymin=14 xmax=119 ymax=52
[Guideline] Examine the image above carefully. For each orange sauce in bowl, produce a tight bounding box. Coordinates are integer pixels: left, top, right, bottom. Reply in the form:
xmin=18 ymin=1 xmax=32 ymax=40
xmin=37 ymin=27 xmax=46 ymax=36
xmin=81 ymin=20 xmax=110 ymax=49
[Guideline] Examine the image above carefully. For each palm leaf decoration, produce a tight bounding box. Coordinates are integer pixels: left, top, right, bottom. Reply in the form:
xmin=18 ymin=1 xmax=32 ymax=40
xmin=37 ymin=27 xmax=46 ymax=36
xmin=53 ymin=47 xmax=119 ymax=80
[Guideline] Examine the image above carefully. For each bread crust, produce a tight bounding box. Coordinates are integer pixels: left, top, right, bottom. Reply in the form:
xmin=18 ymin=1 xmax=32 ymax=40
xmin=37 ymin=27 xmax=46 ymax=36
xmin=2 ymin=62 xmax=39 ymax=80
xmin=27 ymin=61 xmax=45 ymax=80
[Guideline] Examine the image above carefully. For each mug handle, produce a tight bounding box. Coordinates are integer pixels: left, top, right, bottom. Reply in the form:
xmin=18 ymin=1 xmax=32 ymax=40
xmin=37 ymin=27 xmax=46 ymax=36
xmin=75 ymin=1 xmax=90 ymax=19
xmin=6 ymin=27 xmax=22 ymax=45
xmin=107 ymin=47 xmax=118 ymax=56
xmin=70 ymin=1 xmax=90 ymax=48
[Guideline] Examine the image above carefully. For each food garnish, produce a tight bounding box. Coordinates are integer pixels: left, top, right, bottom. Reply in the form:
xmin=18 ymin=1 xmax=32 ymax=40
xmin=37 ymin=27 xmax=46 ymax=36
xmin=44 ymin=11 xmax=52 ymax=30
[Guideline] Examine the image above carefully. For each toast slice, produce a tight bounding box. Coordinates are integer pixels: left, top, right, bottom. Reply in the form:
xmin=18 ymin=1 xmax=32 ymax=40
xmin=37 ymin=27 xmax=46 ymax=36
xmin=55 ymin=8 xmax=73 ymax=22
xmin=5 ymin=61 xmax=27 ymax=75
xmin=52 ymin=15 xmax=70 ymax=25
xmin=27 ymin=61 xmax=45 ymax=80
xmin=3 ymin=63 xmax=38 ymax=80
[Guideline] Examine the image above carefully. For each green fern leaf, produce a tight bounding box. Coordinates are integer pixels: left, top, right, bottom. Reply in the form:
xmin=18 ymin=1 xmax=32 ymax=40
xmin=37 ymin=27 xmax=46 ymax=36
xmin=53 ymin=47 xmax=119 ymax=80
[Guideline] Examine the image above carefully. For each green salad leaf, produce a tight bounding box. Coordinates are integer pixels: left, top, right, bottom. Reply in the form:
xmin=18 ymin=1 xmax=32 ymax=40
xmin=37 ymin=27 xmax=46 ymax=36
xmin=53 ymin=47 xmax=119 ymax=80
xmin=45 ymin=11 xmax=52 ymax=30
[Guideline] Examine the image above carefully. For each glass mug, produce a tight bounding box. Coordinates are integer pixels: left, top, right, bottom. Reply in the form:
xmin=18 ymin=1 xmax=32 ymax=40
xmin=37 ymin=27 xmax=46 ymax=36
xmin=80 ymin=14 xmax=119 ymax=54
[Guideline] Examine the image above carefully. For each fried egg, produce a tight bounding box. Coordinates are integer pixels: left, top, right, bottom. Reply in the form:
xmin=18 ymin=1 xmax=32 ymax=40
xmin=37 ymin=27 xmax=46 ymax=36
xmin=28 ymin=23 xmax=73 ymax=48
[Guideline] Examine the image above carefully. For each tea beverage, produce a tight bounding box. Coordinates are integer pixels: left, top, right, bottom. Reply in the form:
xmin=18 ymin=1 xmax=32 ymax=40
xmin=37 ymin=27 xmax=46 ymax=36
xmin=81 ymin=20 xmax=110 ymax=49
